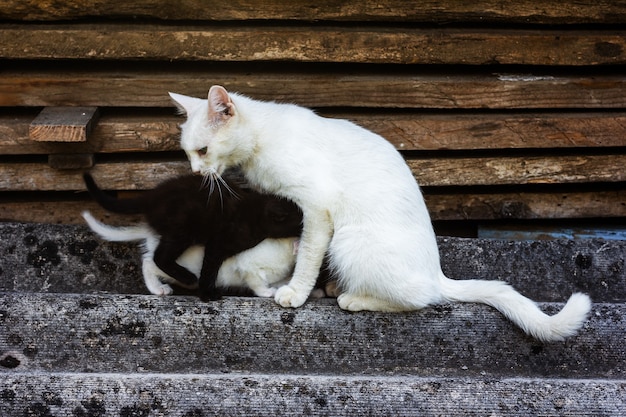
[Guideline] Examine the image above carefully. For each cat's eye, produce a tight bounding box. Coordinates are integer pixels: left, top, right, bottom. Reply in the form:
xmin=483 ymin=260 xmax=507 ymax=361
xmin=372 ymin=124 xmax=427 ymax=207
xmin=197 ymin=147 xmax=208 ymax=156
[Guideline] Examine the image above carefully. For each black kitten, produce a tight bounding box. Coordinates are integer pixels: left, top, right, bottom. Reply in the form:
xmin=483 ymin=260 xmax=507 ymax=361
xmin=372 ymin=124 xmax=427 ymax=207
xmin=83 ymin=173 xmax=303 ymax=301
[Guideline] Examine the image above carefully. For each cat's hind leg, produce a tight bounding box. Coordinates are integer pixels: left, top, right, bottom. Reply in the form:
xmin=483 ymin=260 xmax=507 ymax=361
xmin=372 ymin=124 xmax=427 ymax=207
xmin=142 ymin=258 xmax=174 ymax=296
xmin=139 ymin=236 xmax=175 ymax=295
xmin=242 ymin=270 xmax=277 ymax=298
xmin=153 ymin=240 xmax=198 ymax=286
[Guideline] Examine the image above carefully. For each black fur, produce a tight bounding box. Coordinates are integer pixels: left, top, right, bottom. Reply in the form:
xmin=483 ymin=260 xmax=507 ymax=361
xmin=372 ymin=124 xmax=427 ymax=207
xmin=83 ymin=173 xmax=303 ymax=301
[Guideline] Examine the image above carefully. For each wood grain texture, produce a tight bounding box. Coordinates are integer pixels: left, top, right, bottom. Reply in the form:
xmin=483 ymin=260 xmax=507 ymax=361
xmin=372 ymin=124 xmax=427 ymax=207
xmin=3 ymin=112 xmax=626 ymax=155
xmin=0 ymin=161 xmax=191 ymax=192
xmin=0 ymin=155 xmax=623 ymax=192
xmin=2 ymin=71 xmax=625 ymax=109
xmin=2 ymin=25 xmax=625 ymax=65
xmin=0 ymin=200 xmax=142 ymax=225
xmin=1 ymin=191 xmax=624 ymax=225
xmin=407 ymin=154 xmax=626 ymax=186
xmin=425 ymin=191 xmax=626 ymax=220
xmin=29 ymin=106 xmax=99 ymax=142
xmin=2 ymin=0 xmax=625 ymax=24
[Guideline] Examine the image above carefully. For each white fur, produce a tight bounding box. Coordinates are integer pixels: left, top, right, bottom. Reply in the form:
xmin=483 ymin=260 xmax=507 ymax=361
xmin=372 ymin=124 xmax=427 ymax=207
xmin=169 ymin=87 xmax=592 ymax=342
xmin=82 ymin=211 xmax=300 ymax=297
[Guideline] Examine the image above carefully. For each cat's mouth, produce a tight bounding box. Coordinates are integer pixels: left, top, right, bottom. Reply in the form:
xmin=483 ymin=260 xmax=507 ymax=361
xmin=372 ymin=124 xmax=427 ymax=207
xmin=201 ymin=165 xmax=226 ymax=177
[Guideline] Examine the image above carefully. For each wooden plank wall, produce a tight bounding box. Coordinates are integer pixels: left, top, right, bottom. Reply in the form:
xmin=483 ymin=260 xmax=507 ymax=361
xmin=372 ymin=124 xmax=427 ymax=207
xmin=0 ymin=0 xmax=625 ymax=232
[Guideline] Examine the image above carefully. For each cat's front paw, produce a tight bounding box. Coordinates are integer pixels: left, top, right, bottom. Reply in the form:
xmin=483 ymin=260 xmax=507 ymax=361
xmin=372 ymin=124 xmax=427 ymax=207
xmin=274 ymin=285 xmax=308 ymax=308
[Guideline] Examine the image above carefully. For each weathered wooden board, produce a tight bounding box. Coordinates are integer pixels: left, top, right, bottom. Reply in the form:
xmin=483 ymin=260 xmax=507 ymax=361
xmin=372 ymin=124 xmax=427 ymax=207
xmin=29 ymin=106 xmax=99 ymax=142
xmin=2 ymin=71 xmax=625 ymax=109
xmin=2 ymin=0 xmax=625 ymax=24
xmin=0 ymin=161 xmax=191 ymax=191
xmin=425 ymin=190 xmax=626 ymax=220
xmin=0 ymin=114 xmax=181 ymax=154
xmin=0 ymin=155 xmax=623 ymax=191
xmin=407 ymin=154 xmax=626 ymax=186
xmin=1 ymin=190 xmax=624 ymax=225
xmin=0 ymin=200 xmax=143 ymax=225
xmin=2 ymin=25 xmax=625 ymax=65
xmin=3 ymin=112 xmax=626 ymax=155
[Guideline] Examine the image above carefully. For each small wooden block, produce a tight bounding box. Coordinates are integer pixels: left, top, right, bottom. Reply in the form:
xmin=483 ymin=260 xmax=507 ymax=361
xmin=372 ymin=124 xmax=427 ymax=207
xmin=29 ymin=107 xmax=99 ymax=142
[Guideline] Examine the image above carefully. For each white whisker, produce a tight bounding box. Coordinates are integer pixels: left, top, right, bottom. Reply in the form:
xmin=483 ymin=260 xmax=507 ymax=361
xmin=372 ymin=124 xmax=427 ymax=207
xmin=214 ymin=173 xmax=241 ymax=200
xmin=200 ymin=172 xmax=218 ymax=207
xmin=213 ymin=172 xmax=225 ymax=210
xmin=199 ymin=169 xmax=240 ymax=209
xmin=200 ymin=173 xmax=211 ymax=190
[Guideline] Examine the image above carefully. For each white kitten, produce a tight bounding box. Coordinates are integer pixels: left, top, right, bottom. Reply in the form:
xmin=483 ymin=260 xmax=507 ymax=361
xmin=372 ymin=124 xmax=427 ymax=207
xmin=168 ymin=86 xmax=591 ymax=342
xmin=82 ymin=211 xmax=301 ymax=298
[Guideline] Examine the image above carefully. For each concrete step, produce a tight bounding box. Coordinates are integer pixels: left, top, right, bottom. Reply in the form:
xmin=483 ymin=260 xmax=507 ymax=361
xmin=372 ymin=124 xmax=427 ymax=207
xmin=1 ymin=222 xmax=624 ymax=416
xmin=1 ymin=293 xmax=623 ymax=378
xmin=1 ymin=372 xmax=624 ymax=417
xmin=2 ymin=222 xmax=625 ymax=302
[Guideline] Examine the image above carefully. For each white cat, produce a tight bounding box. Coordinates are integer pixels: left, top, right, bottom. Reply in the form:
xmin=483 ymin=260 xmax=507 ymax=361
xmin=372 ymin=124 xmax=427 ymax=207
xmin=168 ymin=86 xmax=591 ymax=342
xmin=82 ymin=211 xmax=302 ymax=298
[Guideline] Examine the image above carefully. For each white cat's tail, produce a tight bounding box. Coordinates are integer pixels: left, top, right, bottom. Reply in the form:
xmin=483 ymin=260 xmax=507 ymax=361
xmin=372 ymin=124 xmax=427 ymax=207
xmin=439 ymin=272 xmax=591 ymax=343
xmin=82 ymin=211 xmax=152 ymax=242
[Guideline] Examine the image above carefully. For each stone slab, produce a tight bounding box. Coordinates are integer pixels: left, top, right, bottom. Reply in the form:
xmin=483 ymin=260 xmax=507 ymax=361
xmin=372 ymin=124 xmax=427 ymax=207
xmin=0 ymin=222 xmax=624 ymax=302
xmin=0 ymin=372 xmax=624 ymax=417
xmin=0 ymin=293 xmax=623 ymax=378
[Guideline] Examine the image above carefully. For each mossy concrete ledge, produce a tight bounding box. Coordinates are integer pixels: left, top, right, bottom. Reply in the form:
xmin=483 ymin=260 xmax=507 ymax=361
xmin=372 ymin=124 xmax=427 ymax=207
xmin=1 ymin=222 xmax=624 ymax=301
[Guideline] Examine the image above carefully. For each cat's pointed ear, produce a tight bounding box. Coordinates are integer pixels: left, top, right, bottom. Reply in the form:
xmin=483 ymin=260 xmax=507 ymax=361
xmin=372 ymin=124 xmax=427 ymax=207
xmin=169 ymin=92 xmax=204 ymax=115
xmin=208 ymin=85 xmax=235 ymax=123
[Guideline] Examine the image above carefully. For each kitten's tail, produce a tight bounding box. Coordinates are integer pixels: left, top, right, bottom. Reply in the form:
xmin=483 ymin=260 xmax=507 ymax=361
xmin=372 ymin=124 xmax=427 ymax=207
xmin=83 ymin=173 xmax=146 ymax=214
xmin=82 ymin=211 xmax=152 ymax=242
xmin=438 ymin=272 xmax=591 ymax=343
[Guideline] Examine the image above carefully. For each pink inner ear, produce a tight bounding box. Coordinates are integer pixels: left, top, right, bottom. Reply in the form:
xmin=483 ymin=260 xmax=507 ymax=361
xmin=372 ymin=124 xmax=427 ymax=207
xmin=208 ymin=86 xmax=233 ymax=119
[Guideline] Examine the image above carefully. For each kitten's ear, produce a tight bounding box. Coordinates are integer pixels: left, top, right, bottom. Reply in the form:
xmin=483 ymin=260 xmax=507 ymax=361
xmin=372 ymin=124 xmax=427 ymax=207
xmin=208 ymin=85 xmax=236 ymax=123
xmin=169 ymin=92 xmax=204 ymax=115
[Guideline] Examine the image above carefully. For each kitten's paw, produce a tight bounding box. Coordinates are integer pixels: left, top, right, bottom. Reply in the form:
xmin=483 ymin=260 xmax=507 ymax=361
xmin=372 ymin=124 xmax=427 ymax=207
xmin=309 ymin=288 xmax=326 ymax=299
xmin=147 ymin=283 xmax=174 ymax=296
xmin=274 ymin=285 xmax=308 ymax=308
xmin=254 ymin=287 xmax=277 ymax=298
xmin=324 ymin=280 xmax=341 ymax=298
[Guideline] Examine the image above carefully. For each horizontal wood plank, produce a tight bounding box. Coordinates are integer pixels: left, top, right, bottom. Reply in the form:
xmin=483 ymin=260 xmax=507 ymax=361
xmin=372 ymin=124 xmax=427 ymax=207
xmin=2 ymin=0 xmax=625 ymax=24
xmin=407 ymin=154 xmax=626 ymax=186
xmin=2 ymin=71 xmax=625 ymax=109
xmin=0 ymin=155 xmax=623 ymax=192
xmin=0 ymin=200 xmax=143 ymax=226
xmin=0 ymin=161 xmax=192 ymax=192
xmin=1 ymin=190 xmax=624 ymax=225
xmin=2 ymin=112 xmax=626 ymax=155
xmin=361 ymin=113 xmax=626 ymax=150
xmin=2 ymin=25 xmax=625 ymax=65
xmin=425 ymin=190 xmax=626 ymax=220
